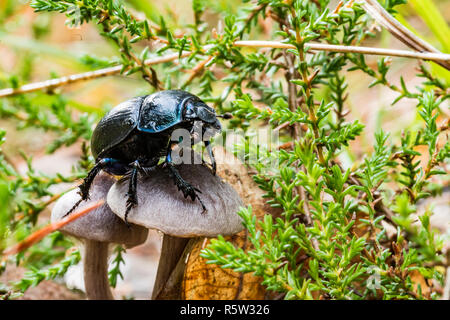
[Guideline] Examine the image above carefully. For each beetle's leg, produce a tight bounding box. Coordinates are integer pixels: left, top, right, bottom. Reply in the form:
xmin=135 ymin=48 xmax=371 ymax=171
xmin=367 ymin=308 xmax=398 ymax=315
xmin=188 ymin=135 xmax=210 ymax=172
xmin=204 ymin=140 xmax=216 ymax=175
xmin=124 ymin=160 xmax=141 ymax=226
xmin=64 ymin=158 xmax=119 ymax=217
xmin=165 ymin=145 xmax=207 ymax=213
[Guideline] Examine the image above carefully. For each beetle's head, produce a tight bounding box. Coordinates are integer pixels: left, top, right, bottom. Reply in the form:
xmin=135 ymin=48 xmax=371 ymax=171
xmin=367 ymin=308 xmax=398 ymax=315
xmin=182 ymin=97 xmax=221 ymax=141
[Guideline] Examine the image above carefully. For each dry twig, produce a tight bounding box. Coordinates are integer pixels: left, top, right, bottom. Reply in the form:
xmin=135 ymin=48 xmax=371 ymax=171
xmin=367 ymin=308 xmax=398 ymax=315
xmin=0 ymin=41 xmax=448 ymax=98
xmin=2 ymin=200 xmax=104 ymax=257
xmin=361 ymin=0 xmax=450 ymax=70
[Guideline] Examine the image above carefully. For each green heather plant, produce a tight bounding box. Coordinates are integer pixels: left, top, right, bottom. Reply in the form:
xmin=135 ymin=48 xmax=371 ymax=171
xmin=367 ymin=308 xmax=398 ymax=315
xmin=0 ymin=0 xmax=448 ymax=300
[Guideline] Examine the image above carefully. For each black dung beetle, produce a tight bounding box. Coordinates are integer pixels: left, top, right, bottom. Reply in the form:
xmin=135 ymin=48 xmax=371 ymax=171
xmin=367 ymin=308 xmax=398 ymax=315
xmin=67 ymin=90 xmax=229 ymax=223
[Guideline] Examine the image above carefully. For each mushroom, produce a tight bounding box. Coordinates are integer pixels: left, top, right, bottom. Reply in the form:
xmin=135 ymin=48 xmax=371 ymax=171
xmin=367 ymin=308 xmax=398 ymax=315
xmin=106 ymin=155 xmax=244 ymax=299
xmin=51 ymin=172 xmax=148 ymax=300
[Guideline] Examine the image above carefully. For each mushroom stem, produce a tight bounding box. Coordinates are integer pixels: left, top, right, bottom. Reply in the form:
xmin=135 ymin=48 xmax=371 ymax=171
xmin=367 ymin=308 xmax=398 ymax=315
xmin=152 ymin=234 xmax=189 ymax=299
xmin=83 ymin=240 xmax=114 ymax=300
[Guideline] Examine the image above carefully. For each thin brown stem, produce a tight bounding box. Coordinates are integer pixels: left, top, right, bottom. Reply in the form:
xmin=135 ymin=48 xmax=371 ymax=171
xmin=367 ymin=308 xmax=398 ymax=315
xmin=0 ymin=41 xmax=448 ymax=99
xmin=362 ymin=0 xmax=450 ymax=70
xmin=182 ymin=55 xmax=214 ymax=88
xmin=289 ymin=6 xmax=326 ymax=166
xmin=282 ymin=50 xmax=301 ymax=139
xmin=128 ymin=49 xmax=164 ymax=90
xmin=0 ymin=51 xmax=193 ymax=98
xmin=101 ymin=21 xmax=163 ymax=90
xmin=234 ymin=41 xmax=450 ymax=63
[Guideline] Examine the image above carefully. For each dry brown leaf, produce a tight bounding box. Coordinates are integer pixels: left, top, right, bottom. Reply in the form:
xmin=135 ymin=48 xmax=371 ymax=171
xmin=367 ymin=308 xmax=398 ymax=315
xmin=182 ymin=146 xmax=277 ymax=300
xmin=182 ymin=235 xmax=265 ymax=300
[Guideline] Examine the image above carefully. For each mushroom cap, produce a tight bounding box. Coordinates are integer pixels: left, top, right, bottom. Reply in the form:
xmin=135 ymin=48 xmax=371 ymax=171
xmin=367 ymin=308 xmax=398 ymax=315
xmin=107 ymin=163 xmax=244 ymax=238
xmin=51 ymin=173 xmax=148 ymax=248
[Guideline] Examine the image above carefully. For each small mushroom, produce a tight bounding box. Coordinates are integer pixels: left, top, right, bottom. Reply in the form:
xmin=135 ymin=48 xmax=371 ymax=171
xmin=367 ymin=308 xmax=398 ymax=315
xmin=106 ymin=157 xmax=244 ymax=299
xmin=51 ymin=173 xmax=148 ymax=300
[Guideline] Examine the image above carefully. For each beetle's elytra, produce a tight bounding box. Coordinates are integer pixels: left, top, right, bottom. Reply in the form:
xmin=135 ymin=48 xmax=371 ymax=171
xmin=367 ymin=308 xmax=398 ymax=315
xmin=66 ymin=90 xmax=223 ymax=223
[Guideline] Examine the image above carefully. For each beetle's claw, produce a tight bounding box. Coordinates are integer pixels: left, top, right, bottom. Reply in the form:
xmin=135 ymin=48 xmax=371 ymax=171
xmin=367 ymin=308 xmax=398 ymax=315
xmin=201 ymin=159 xmax=216 ymax=176
xmin=123 ymin=215 xmax=132 ymax=228
xmin=181 ymin=184 xmax=207 ymax=213
xmin=124 ymin=192 xmax=137 ymax=227
xmin=179 ymin=183 xmax=202 ymax=202
xmin=194 ymin=187 xmax=202 ymax=194
xmin=166 ymin=163 xmax=207 ymax=213
xmin=183 ymin=185 xmax=197 ymax=201
xmin=63 ymin=198 xmax=84 ymax=218
xmin=124 ymin=202 xmax=134 ymax=228
xmin=197 ymin=196 xmax=207 ymax=214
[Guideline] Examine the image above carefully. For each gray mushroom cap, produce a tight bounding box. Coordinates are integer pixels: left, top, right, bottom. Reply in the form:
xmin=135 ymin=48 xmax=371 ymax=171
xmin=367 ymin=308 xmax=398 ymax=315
xmin=51 ymin=173 xmax=148 ymax=248
xmin=106 ymin=163 xmax=244 ymax=238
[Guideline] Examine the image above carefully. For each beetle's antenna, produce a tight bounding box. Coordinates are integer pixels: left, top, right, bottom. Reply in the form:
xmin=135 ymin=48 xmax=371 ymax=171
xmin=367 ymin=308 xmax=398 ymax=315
xmin=216 ymin=113 xmax=233 ymax=119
